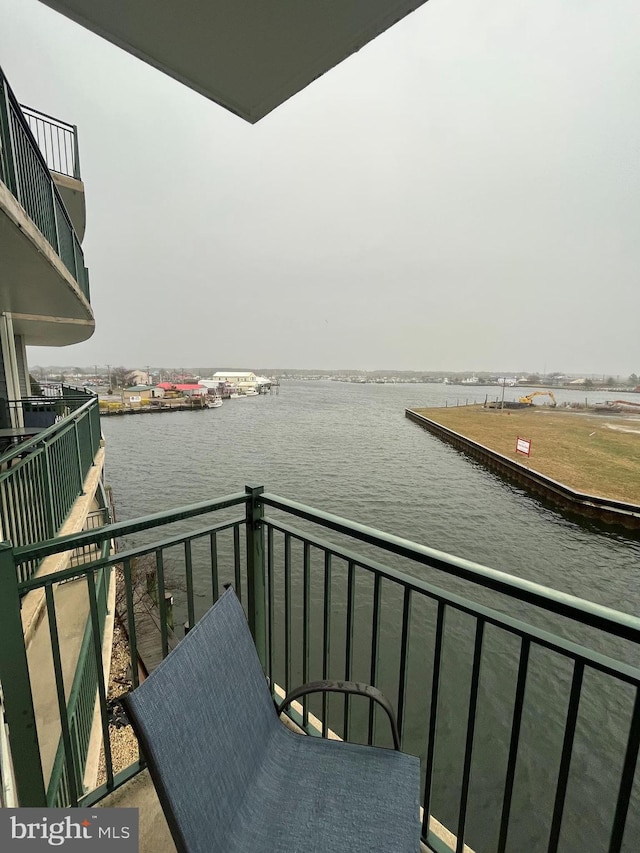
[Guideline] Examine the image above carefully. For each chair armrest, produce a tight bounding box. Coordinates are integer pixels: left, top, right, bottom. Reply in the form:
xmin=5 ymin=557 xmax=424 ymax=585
xmin=277 ymin=680 xmax=401 ymax=750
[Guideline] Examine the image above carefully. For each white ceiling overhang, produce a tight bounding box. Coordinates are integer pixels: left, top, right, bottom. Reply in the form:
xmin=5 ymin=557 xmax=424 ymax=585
xmin=38 ymin=0 xmax=429 ymax=123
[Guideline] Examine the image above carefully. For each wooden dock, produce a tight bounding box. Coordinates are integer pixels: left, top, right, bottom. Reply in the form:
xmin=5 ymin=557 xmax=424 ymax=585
xmin=118 ymin=578 xmax=179 ymax=677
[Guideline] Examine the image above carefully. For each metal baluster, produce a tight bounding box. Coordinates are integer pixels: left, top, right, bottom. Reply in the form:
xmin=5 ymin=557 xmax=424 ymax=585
xmin=322 ymin=551 xmax=332 ymax=737
xmin=267 ymin=525 xmax=274 ymax=686
xmin=422 ymin=601 xmax=447 ymax=840
xmin=245 ymin=485 xmax=266 ymax=667
xmin=210 ymin=531 xmax=219 ymax=603
xmin=302 ymin=541 xmax=310 ymax=727
xmin=284 ymin=533 xmax=291 ymax=696
xmin=609 ymin=687 xmax=640 ymax=852
xmin=184 ymin=540 xmax=195 ymax=632
xmin=497 ymin=637 xmax=531 ymax=853
xmin=233 ymin=524 xmax=241 ymax=601
xmin=343 ymin=561 xmax=355 ymax=741
xmin=368 ymin=573 xmax=382 ymax=745
xmin=155 ymin=549 xmax=169 ymax=659
xmin=548 ymin=661 xmax=585 ymax=853
xmin=396 ymin=587 xmax=412 ymax=746
xmin=456 ymin=619 xmax=485 ymax=853
xmin=123 ymin=558 xmax=139 ymax=690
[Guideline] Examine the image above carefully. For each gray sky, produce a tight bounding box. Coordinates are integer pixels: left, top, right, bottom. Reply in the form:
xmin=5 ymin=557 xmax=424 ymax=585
xmin=2 ymin=0 xmax=639 ymax=375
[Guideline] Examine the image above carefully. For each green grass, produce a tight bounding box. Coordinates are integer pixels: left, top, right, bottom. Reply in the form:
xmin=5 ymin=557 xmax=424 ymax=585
xmin=413 ymin=405 xmax=640 ymax=504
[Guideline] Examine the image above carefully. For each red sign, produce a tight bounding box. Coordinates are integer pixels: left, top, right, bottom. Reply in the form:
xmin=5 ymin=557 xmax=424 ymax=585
xmin=516 ymin=436 xmax=531 ymax=457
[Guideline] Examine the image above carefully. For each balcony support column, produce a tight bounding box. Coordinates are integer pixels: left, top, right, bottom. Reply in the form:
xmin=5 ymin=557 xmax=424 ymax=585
xmin=0 ymin=543 xmax=46 ymax=806
xmin=0 ymin=313 xmax=23 ymax=427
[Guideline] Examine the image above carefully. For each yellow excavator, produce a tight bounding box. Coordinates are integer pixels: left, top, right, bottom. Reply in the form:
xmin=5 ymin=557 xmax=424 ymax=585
xmin=519 ymin=391 xmax=557 ymax=406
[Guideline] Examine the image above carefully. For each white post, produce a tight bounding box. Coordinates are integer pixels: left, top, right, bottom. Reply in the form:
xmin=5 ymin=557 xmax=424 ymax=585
xmin=0 ymin=313 xmax=23 ymax=428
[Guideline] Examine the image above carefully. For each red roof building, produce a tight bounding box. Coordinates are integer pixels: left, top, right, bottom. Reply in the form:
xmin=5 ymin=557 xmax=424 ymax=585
xmin=156 ymin=383 xmax=206 ymax=395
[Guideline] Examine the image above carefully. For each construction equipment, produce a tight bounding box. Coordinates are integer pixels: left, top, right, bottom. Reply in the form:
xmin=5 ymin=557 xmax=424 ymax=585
xmin=519 ymin=391 xmax=557 ymax=406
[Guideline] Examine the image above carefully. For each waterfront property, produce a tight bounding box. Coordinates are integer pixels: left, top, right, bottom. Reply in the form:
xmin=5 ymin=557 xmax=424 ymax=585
xmin=156 ymin=383 xmax=206 ymax=397
xmin=199 ymin=371 xmax=271 ymax=395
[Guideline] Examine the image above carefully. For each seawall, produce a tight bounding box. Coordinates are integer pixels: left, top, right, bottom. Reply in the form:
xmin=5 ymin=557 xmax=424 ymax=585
xmin=405 ymin=408 xmax=640 ymax=532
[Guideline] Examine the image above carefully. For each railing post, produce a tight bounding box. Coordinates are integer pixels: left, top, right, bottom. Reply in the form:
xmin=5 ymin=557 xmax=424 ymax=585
xmin=72 ymin=124 xmax=81 ymax=180
xmin=0 ymin=542 xmax=46 ymax=805
xmin=245 ymin=485 xmax=266 ymax=669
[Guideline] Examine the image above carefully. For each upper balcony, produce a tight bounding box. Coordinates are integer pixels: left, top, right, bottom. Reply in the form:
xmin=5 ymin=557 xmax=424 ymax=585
xmin=0 ymin=67 xmax=94 ymax=347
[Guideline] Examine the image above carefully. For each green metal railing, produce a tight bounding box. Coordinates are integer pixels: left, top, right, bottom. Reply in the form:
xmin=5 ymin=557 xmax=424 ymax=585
xmin=0 ymin=67 xmax=89 ymax=302
xmin=20 ymin=104 xmax=81 ymax=181
xmin=0 ymin=386 xmax=101 ymax=581
xmin=0 ymin=487 xmax=638 ymax=852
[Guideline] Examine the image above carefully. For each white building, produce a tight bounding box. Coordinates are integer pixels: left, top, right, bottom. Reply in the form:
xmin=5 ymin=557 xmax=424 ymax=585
xmin=200 ymin=371 xmax=270 ymax=392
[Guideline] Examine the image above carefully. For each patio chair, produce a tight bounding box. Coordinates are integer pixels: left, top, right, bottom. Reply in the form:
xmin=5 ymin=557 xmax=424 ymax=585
xmin=122 ymin=587 xmax=421 ymax=852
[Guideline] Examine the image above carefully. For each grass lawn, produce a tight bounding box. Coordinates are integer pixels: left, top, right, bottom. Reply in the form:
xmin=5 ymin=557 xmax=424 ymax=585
xmin=413 ymin=405 xmax=640 ymax=504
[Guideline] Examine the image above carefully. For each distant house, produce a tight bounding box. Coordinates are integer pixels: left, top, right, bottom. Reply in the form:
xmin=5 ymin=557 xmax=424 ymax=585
xmin=129 ymin=369 xmax=151 ymax=386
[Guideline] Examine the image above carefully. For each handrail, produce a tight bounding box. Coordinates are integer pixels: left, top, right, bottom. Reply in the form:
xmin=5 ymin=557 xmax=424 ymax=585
xmin=19 ymin=104 xmax=75 ymax=132
xmin=262 ymin=517 xmax=640 ymax=669
xmin=0 ymin=66 xmax=88 ymax=300
xmin=14 ymin=492 xmax=249 ymax=563
xmin=259 ymin=493 xmax=640 ymax=642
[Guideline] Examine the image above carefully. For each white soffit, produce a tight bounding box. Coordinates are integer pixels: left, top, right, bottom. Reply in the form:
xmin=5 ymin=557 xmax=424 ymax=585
xmin=38 ymin=0 xmax=429 ymax=123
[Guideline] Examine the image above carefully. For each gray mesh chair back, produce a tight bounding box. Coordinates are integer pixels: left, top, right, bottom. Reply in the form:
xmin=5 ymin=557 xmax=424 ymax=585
xmin=123 ymin=588 xmax=421 ymax=853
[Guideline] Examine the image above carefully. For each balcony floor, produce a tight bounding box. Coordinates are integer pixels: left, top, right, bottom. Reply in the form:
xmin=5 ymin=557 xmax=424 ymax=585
xmin=97 ymin=769 xmax=175 ymax=853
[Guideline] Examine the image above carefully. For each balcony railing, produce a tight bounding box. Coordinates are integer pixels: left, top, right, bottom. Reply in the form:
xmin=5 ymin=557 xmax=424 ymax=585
xmin=0 ymin=386 xmax=101 ymax=582
xmin=1 ymin=487 xmax=638 ymax=850
xmin=0 ymin=67 xmax=89 ymax=302
xmin=20 ymin=105 xmax=80 ymax=180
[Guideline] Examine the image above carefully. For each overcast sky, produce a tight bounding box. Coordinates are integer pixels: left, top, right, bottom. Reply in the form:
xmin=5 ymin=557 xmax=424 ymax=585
xmin=1 ymin=0 xmax=639 ymax=375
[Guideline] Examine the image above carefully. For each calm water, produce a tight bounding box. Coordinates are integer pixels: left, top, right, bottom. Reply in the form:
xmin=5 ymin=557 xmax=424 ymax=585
xmin=101 ymin=381 xmax=639 ymax=853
